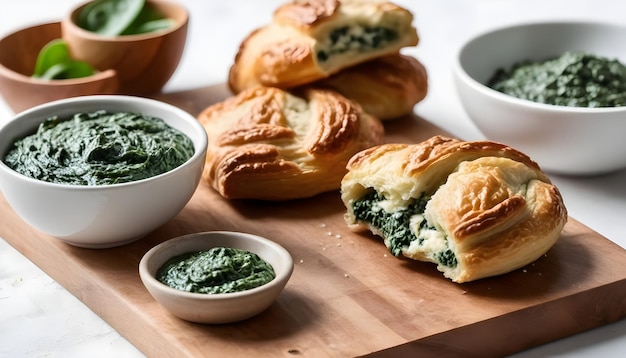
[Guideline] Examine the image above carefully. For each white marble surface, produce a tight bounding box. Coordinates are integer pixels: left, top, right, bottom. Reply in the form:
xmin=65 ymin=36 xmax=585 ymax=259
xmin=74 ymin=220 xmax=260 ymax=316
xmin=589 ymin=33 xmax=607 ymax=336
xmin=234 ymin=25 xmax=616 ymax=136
xmin=1 ymin=0 xmax=625 ymax=357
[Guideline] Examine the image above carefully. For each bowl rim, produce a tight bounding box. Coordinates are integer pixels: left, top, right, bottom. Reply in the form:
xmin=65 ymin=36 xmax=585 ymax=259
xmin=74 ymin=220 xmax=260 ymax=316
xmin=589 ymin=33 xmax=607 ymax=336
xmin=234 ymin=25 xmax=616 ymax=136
xmin=64 ymin=0 xmax=189 ymax=42
xmin=454 ymin=19 xmax=626 ymax=114
xmin=138 ymin=231 xmax=294 ymax=300
xmin=0 ymin=94 xmax=208 ymax=190
xmin=0 ymin=63 xmax=118 ymax=86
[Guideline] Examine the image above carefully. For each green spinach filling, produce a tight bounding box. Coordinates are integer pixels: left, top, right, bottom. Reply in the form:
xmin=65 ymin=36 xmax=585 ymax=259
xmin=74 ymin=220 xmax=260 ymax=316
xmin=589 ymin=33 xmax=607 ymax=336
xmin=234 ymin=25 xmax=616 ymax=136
xmin=156 ymin=247 xmax=276 ymax=294
xmin=4 ymin=110 xmax=194 ymax=186
xmin=317 ymin=26 xmax=398 ymax=62
xmin=488 ymin=51 xmax=626 ymax=108
xmin=352 ymin=189 xmax=458 ymax=268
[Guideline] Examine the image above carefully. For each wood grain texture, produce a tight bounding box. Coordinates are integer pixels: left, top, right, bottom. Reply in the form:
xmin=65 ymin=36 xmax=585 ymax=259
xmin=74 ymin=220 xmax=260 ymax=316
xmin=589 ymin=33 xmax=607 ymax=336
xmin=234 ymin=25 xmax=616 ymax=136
xmin=1 ymin=87 xmax=625 ymax=357
xmin=60 ymin=0 xmax=188 ymax=95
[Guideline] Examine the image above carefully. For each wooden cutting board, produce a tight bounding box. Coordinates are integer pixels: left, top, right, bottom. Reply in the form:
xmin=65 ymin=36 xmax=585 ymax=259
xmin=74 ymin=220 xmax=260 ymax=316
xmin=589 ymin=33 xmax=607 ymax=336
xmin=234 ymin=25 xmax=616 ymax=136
xmin=1 ymin=85 xmax=626 ymax=357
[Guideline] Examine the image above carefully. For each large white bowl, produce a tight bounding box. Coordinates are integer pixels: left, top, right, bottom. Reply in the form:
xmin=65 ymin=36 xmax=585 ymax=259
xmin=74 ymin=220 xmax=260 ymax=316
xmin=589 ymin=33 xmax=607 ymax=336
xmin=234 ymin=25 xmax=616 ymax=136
xmin=0 ymin=95 xmax=207 ymax=248
xmin=453 ymin=21 xmax=626 ymax=175
xmin=139 ymin=231 xmax=294 ymax=324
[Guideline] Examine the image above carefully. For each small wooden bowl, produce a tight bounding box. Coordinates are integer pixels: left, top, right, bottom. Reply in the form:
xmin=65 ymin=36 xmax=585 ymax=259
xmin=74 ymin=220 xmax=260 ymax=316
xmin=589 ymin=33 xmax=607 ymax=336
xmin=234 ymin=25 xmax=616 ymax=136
xmin=61 ymin=0 xmax=189 ymax=95
xmin=0 ymin=22 xmax=119 ymax=113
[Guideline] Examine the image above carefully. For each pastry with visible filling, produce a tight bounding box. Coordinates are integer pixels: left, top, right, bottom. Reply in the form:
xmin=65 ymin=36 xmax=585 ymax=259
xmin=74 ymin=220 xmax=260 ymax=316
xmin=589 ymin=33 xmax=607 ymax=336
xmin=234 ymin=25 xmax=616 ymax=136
xmin=341 ymin=135 xmax=568 ymax=283
xmin=198 ymin=86 xmax=384 ymax=200
xmin=315 ymin=54 xmax=428 ymax=120
xmin=228 ymin=0 xmax=419 ymax=93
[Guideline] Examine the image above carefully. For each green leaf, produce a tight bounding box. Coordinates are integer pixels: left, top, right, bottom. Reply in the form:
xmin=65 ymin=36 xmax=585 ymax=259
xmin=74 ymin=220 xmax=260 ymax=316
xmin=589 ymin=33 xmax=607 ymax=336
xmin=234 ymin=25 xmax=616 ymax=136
xmin=120 ymin=2 xmax=173 ymax=35
xmin=39 ymin=63 xmax=71 ymax=80
xmin=63 ymin=61 xmax=96 ymax=79
xmin=33 ymin=39 xmax=72 ymax=77
xmin=32 ymin=40 xmax=95 ymax=80
xmin=77 ymin=0 xmax=146 ymax=36
xmin=126 ymin=18 xmax=174 ymax=35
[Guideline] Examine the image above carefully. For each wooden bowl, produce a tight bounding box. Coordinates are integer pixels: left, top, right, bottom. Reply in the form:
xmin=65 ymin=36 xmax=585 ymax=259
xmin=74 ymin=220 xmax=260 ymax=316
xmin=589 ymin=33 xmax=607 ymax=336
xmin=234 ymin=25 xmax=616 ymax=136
xmin=0 ymin=22 xmax=119 ymax=113
xmin=61 ymin=0 xmax=189 ymax=95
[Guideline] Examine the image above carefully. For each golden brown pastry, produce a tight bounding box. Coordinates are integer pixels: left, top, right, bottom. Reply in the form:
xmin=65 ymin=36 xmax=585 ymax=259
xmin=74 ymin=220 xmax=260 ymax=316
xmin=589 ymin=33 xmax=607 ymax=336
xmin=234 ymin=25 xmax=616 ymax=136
xmin=341 ymin=135 xmax=568 ymax=283
xmin=198 ymin=86 xmax=384 ymax=200
xmin=228 ymin=0 xmax=419 ymax=93
xmin=314 ymin=54 xmax=428 ymax=120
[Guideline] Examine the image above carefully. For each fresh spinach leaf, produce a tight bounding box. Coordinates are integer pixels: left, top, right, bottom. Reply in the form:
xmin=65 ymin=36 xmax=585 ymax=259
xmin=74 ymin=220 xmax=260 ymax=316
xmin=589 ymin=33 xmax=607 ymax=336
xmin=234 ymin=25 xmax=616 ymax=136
xmin=78 ymin=0 xmax=145 ymax=36
xmin=32 ymin=39 xmax=95 ymax=80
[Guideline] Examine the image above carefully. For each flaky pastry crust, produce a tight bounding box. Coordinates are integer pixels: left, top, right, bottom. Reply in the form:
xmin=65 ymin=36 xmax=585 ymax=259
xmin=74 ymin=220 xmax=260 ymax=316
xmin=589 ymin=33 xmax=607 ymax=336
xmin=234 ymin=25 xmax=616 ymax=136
xmin=228 ymin=0 xmax=419 ymax=93
xmin=198 ymin=86 xmax=384 ymax=200
xmin=341 ymin=135 xmax=568 ymax=282
xmin=314 ymin=54 xmax=428 ymax=120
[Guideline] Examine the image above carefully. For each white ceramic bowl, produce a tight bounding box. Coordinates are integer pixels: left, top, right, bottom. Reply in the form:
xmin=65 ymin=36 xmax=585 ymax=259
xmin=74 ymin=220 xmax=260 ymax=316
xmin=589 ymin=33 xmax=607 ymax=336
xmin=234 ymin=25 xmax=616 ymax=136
xmin=0 ymin=95 xmax=207 ymax=248
xmin=453 ymin=21 xmax=626 ymax=175
xmin=139 ymin=231 xmax=294 ymax=324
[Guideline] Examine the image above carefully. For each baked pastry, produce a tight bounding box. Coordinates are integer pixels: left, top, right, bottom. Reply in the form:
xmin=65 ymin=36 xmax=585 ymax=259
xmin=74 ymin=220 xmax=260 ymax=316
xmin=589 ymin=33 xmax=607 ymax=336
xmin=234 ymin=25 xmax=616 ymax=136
xmin=314 ymin=54 xmax=428 ymax=120
xmin=228 ymin=0 xmax=419 ymax=93
xmin=341 ymin=135 xmax=568 ymax=283
xmin=198 ymin=86 xmax=384 ymax=200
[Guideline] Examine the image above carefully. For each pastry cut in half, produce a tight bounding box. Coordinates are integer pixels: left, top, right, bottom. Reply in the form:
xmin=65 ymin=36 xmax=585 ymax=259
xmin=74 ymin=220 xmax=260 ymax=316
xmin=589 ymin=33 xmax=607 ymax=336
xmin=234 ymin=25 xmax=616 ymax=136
xmin=341 ymin=136 xmax=568 ymax=283
xmin=228 ymin=0 xmax=419 ymax=93
xmin=198 ymin=86 xmax=384 ymax=200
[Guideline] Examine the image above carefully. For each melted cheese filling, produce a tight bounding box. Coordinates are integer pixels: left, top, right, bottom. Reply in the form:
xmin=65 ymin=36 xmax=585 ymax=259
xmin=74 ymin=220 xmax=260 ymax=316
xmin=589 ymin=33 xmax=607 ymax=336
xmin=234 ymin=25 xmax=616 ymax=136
xmin=405 ymin=214 xmax=450 ymax=263
xmin=316 ymin=25 xmax=398 ymax=62
xmin=352 ymin=190 xmax=457 ymax=268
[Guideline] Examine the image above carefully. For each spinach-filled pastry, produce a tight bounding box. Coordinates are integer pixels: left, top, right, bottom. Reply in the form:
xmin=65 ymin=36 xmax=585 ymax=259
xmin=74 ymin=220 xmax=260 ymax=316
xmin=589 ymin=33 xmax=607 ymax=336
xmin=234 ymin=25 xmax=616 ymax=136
xmin=340 ymin=136 xmax=568 ymax=283
xmin=314 ymin=54 xmax=428 ymax=120
xmin=198 ymin=86 xmax=384 ymax=200
xmin=228 ymin=0 xmax=419 ymax=93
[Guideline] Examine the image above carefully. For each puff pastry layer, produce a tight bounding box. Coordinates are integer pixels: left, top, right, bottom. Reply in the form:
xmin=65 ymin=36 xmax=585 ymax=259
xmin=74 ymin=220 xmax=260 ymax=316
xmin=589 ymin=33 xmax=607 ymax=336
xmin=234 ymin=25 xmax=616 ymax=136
xmin=341 ymin=135 xmax=568 ymax=282
xmin=229 ymin=0 xmax=419 ymax=93
xmin=315 ymin=54 xmax=428 ymax=120
xmin=198 ymin=86 xmax=384 ymax=200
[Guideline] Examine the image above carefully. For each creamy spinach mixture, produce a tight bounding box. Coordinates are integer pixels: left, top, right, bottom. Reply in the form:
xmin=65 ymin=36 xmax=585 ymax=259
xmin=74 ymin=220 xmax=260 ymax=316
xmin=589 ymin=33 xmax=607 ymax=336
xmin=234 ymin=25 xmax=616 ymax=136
xmin=317 ymin=26 xmax=398 ymax=62
xmin=4 ymin=110 xmax=194 ymax=185
xmin=352 ymin=190 xmax=458 ymax=268
xmin=156 ymin=247 xmax=276 ymax=294
xmin=488 ymin=51 xmax=626 ymax=108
